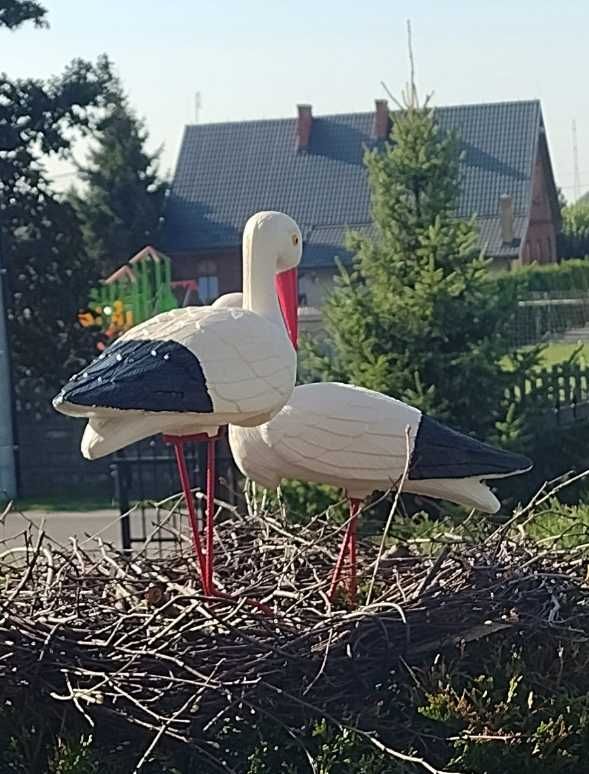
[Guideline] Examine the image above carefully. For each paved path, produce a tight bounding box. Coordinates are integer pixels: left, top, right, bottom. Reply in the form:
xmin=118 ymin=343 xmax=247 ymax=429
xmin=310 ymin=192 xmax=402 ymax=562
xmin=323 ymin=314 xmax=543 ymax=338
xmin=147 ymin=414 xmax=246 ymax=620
xmin=0 ymin=508 xmax=122 ymax=553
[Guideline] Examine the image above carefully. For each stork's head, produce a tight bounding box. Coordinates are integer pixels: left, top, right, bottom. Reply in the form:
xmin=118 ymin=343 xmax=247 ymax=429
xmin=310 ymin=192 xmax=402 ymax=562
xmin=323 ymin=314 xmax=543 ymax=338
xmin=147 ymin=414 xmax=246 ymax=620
xmin=243 ymin=211 xmax=302 ymax=272
xmin=243 ymin=211 xmax=301 ymax=348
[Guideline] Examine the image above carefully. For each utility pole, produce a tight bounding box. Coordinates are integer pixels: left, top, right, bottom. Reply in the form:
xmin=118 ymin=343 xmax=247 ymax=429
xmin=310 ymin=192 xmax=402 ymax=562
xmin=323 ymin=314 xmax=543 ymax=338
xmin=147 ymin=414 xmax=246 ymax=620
xmin=0 ymin=220 xmax=17 ymax=500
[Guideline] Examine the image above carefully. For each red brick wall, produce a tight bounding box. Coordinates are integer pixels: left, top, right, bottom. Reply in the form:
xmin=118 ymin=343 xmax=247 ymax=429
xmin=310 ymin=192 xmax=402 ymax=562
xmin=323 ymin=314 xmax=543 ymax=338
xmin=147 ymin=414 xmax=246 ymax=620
xmin=522 ymin=141 xmax=558 ymax=265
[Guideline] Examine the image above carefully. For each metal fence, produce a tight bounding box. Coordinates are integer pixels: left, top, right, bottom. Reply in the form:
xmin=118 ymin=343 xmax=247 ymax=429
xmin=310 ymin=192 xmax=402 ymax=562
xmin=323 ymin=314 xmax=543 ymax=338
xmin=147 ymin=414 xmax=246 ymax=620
xmin=111 ymin=434 xmax=238 ymax=554
xmin=511 ymin=292 xmax=589 ymax=347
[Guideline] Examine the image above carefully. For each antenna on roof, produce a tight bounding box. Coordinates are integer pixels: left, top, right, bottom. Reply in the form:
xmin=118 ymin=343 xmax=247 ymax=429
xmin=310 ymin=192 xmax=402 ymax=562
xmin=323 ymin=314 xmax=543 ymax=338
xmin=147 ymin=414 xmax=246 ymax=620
xmin=382 ymin=20 xmax=421 ymax=111
xmin=194 ymin=92 xmax=202 ymax=124
xmin=406 ymin=20 xmax=418 ymax=109
xmin=573 ymin=119 xmax=581 ymax=201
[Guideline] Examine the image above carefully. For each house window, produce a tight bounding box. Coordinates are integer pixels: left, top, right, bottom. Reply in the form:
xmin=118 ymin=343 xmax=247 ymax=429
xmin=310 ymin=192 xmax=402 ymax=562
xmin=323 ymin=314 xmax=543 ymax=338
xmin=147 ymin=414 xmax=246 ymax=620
xmin=547 ymin=236 xmax=553 ymax=261
xmin=197 ymin=260 xmax=219 ymax=303
xmin=537 ymin=240 xmax=544 ymax=262
xmin=525 ymin=240 xmax=531 ymax=263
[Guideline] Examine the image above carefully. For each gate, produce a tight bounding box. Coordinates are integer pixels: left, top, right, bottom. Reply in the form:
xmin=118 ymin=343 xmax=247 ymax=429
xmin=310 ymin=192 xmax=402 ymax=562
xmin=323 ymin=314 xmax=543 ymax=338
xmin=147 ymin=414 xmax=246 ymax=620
xmin=111 ymin=434 xmax=239 ymax=554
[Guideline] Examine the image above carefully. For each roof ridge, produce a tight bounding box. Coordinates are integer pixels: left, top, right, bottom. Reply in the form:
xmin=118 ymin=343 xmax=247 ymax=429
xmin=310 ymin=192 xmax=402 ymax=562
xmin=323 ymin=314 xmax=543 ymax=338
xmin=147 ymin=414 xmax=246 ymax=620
xmin=184 ymin=99 xmax=541 ymax=131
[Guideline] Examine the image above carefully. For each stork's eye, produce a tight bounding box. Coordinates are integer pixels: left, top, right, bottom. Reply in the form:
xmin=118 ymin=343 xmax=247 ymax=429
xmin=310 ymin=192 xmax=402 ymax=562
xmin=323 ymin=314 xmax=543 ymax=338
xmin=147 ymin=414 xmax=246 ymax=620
xmin=291 ymin=234 xmax=299 ymax=246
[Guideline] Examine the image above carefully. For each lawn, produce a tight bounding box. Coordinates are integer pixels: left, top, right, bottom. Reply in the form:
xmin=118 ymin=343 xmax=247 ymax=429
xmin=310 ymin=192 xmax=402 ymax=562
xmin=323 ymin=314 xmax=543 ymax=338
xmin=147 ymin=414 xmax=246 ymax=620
xmin=10 ymin=495 xmax=113 ymax=512
xmin=539 ymin=340 xmax=589 ymax=366
xmin=502 ymin=339 xmax=589 ymax=371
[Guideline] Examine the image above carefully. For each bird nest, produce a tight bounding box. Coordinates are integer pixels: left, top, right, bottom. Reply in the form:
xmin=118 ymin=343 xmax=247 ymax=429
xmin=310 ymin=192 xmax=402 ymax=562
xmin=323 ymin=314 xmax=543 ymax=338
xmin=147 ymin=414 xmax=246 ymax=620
xmin=1 ymin=499 xmax=588 ymax=773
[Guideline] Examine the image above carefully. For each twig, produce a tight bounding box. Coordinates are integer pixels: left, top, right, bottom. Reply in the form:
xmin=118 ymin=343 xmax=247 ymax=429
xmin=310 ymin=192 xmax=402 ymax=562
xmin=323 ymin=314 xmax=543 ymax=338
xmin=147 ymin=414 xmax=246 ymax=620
xmin=133 ymin=694 xmax=198 ymax=772
xmin=366 ymin=425 xmax=412 ymax=604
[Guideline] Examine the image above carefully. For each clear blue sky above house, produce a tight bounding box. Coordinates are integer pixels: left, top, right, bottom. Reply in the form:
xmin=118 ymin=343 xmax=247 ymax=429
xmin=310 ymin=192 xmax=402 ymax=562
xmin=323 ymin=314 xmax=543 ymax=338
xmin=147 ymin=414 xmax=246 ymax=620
xmin=3 ymin=0 xmax=588 ymax=200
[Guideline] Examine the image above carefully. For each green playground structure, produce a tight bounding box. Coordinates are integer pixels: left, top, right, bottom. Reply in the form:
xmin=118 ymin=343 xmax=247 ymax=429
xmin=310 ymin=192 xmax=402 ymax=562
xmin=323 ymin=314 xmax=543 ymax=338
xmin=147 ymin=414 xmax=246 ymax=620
xmin=79 ymin=246 xmax=184 ymax=339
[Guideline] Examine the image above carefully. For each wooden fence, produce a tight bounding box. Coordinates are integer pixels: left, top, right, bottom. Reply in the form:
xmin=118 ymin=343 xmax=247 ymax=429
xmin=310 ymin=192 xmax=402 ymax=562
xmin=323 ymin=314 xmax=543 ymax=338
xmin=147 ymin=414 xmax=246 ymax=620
xmin=506 ymin=361 xmax=589 ymax=426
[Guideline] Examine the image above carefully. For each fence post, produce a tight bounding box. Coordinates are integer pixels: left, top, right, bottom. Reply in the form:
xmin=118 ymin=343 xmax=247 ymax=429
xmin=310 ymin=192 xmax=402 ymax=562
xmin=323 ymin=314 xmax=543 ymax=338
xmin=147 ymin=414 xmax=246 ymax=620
xmin=112 ymin=450 xmax=132 ymax=553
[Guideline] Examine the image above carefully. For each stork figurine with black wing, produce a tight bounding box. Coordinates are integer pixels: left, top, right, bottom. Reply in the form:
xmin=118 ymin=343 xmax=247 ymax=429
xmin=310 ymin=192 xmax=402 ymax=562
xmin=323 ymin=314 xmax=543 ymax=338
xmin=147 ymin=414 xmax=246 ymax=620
xmin=215 ymin=293 xmax=533 ymax=604
xmin=53 ymin=212 xmax=302 ymax=597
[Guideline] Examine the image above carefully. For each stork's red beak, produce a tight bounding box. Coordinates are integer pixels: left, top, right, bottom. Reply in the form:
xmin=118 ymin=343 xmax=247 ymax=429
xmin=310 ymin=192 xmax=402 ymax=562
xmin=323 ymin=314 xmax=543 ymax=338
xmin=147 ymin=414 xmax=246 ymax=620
xmin=275 ymin=268 xmax=298 ymax=349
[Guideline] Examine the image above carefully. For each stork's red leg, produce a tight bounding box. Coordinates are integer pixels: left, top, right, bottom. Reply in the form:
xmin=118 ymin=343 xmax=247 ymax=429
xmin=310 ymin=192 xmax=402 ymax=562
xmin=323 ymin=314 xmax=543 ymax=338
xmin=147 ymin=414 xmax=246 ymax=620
xmin=347 ymin=499 xmax=360 ymax=605
xmin=205 ymin=436 xmax=216 ymax=593
xmin=328 ymin=518 xmax=353 ymax=601
xmin=172 ymin=439 xmax=208 ymax=591
xmin=166 ymin=429 xmax=272 ymax=614
xmin=328 ymin=498 xmax=361 ymax=605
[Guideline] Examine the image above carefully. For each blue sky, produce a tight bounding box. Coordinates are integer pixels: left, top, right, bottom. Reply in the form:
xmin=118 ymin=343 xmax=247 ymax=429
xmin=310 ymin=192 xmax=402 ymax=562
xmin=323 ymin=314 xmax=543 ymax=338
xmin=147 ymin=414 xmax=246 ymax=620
xmin=3 ymin=0 xmax=588 ymax=198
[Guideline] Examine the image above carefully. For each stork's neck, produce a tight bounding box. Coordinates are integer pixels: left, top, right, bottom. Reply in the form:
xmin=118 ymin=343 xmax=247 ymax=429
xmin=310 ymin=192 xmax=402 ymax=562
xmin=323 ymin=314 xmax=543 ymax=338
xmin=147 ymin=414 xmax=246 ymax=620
xmin=242 ymin=229 xmax=283 ymax=327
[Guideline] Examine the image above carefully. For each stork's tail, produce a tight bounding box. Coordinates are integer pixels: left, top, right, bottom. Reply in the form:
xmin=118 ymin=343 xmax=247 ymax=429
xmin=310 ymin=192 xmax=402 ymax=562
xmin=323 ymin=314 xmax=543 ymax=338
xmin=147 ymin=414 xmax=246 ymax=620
xmin=81 ymin=414 xmax=168 ymax=460
xmin=404 ymin=477 xmax=501 ymax=514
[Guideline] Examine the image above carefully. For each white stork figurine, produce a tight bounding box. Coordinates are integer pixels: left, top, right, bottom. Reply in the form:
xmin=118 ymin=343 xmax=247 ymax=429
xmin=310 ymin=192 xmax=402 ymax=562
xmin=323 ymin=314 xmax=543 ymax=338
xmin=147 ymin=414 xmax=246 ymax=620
xmin=215 ymin=294 xmax=533 ymax=603
xmin=53 ymin=212 xmax=302 ymax=596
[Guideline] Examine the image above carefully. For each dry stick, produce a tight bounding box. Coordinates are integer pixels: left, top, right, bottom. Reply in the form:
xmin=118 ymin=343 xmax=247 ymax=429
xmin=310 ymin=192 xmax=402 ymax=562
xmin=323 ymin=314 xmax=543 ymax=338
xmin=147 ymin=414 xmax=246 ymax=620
xmin=491 ymin=467 xmax=589 ymax=543
xmin=132 ymin=498 xmax=185 ymax=559
xmin=132 ymin=693 xmax=232 ymax=774
xmin=1 ymin=525 xmax=46 ymax=610
xmin=77 ymin=501 xmax=143 ymax=547
xmin=359 ymin=729 xmax=462 ymax=774
xmin=413 ymin=545 xmax=451 ymax=600
xmin=266 ymin=502 xmax=356 ymax=600
xmin=303 ymin=626 xmax=334 ymax=696
xmin=366 ymin=426 xmax=412 ymax=605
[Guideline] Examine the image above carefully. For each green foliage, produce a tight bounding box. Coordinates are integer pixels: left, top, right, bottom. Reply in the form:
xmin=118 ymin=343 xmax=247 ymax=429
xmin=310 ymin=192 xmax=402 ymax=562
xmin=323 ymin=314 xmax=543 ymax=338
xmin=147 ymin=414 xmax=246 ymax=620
xmin=304 ymin=100 xmax=538 ymax=440
xmin=491 ymin=258 xmax=589 ymax=295
xmin=562 ymin=201 xmax=589 ymax=237
xmin=246 ymin=721 xmax=402 ymax=773
xmin=419 ymin=635 xmax=589 ymax=774
xmin=560 ymin=201 xmax=589 ymax=258
xmin=6 ymin=192 xmax=101 ymax=404
xmin=524 ymin=497 xmax=589 ymax=548
xmin=71 ymin=81 xmax=168 ymax=275
xmin=0 ymin=10 xmax=115 ymax=401
xmin=48 ymin=737 xmax=98 ymax=774
xmin=0 ymin=0 xmax=46 ymax=30
xmin=276 ymin=479 xmax=341 ymax=521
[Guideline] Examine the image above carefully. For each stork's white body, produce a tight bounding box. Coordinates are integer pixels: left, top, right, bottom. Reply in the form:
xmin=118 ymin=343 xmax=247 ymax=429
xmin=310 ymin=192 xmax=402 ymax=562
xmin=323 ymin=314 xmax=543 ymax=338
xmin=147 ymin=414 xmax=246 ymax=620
xmin=76 ymin=305 xmax=295 ymax=456
xmin=229 ymin=382 xmax=532 ymax=514
xmin=52 ymin=212 xmax=302 ymax=459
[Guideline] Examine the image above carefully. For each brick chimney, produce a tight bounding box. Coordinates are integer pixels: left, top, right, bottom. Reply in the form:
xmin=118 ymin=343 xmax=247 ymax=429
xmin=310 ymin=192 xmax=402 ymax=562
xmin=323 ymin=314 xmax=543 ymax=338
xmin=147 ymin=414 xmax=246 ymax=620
xmin=499 ymin=194 xmax=514 ymax=244
xmin=373 ymin=99 xmax=390 ymax=140
xmin=296 ymin=104 xmax=312 ymax=151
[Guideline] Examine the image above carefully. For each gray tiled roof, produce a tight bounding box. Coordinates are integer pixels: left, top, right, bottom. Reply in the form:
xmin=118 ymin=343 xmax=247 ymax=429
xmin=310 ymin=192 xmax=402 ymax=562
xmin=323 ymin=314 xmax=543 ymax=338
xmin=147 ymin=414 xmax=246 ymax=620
xmin=164 ymin=100 xmax=543 ymax=267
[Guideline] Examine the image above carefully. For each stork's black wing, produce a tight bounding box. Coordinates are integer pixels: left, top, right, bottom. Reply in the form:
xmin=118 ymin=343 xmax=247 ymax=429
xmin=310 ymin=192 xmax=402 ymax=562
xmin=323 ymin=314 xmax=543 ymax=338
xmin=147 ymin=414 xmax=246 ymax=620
xmin=409 ymin=415 xmax=532 ymax=480
xmin=53 ymin=338 xmax=214 ymax=414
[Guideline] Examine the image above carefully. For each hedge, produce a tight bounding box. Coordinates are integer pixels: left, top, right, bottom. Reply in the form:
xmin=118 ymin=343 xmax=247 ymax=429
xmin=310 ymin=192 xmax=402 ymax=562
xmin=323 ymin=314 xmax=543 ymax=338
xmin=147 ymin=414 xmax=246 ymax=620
xmin=491 ymin=258 xmax=589 ymax=296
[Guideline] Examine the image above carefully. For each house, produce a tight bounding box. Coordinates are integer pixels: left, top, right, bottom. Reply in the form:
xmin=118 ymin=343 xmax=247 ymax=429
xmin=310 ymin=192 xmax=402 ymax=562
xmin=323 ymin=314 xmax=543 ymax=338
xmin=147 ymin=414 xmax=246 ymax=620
xmin=163 ymin=99 xmax=560 ymax=314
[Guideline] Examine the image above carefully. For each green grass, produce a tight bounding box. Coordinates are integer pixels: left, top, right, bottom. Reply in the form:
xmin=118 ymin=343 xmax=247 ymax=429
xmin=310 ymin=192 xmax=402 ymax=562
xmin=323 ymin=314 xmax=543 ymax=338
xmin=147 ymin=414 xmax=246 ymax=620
xmin=502 ymin=340 xmax=589 ymax=371
xmin=539 ymin=340 xmax=589 ymax=366
xmin=9 ymin=495 xmax=113 ymax=512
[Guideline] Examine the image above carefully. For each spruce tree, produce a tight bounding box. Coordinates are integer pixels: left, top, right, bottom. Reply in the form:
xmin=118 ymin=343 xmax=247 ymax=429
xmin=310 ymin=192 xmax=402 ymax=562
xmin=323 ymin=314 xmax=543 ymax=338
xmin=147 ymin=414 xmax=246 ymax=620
xmin=304 ymin=99 xmax=535 ymax=440
xmin=72 ymin=87 xmax=167 ymax=274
